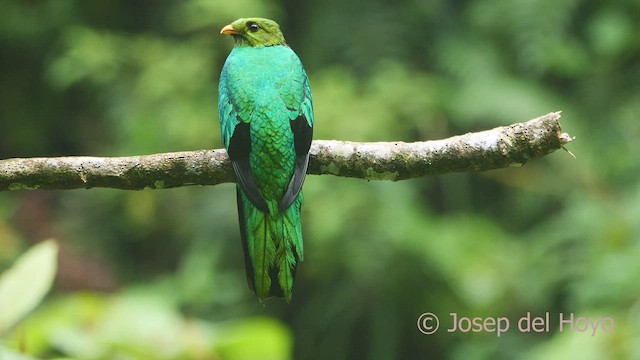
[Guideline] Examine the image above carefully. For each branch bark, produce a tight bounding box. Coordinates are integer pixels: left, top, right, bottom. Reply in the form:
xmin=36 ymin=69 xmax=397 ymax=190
xmin=0 ymin=112 xmax=572 ymax=192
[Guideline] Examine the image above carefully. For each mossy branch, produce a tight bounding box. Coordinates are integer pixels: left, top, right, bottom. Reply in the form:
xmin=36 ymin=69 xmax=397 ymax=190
xmin=0 ymin=112 xmax=572 ymax=192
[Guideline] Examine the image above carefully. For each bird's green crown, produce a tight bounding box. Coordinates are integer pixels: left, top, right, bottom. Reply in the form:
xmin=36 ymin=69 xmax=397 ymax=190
xmin=220 ymin=18 xmax=287 ymax=47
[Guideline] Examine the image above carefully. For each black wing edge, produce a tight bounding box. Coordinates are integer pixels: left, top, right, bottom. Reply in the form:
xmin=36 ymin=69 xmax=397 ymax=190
xmin=236 ymin=188 xmax=257 ymax=295
xmin=279 ymin=114 xmax=313 ymax=212
xmin=228 ymin=121 xmax=269 ymax=213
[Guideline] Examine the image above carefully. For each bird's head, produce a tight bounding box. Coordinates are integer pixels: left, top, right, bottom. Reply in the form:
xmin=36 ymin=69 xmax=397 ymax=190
xmin=220 ymin=18 xmax=287 ymax=47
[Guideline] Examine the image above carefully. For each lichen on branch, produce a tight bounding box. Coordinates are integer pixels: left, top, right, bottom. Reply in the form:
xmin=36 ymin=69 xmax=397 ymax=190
xmin=0 ymin=112 xmax=572 ymax=192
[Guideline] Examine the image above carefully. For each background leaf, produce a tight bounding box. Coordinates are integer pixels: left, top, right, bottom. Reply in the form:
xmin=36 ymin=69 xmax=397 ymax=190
xmin=0 ymin=240 xmax=58 ymax=334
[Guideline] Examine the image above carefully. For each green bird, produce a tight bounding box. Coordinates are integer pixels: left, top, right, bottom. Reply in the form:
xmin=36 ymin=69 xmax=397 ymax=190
xmin=218 ymin=18 xmax=313 ymax=301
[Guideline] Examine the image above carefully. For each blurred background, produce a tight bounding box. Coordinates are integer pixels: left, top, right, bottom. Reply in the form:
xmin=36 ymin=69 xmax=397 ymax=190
xmin=1 ymin=0 xmax=639 ymax=359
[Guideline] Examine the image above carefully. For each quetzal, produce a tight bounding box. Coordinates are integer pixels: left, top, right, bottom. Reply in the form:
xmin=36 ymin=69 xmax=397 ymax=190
xmin=218 ymin=18 xmax=313 ymax=301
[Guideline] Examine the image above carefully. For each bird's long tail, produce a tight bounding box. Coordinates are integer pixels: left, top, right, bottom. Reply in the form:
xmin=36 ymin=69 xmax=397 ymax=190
xmin=236 ymin=186 xmax=304 ymax=301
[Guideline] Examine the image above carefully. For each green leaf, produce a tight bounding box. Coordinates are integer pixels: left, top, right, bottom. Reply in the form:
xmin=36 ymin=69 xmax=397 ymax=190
xmin=215 ymin=317 xmax=292 ymax=360
xmin=0 ymin=239 xmax=59 ymax=334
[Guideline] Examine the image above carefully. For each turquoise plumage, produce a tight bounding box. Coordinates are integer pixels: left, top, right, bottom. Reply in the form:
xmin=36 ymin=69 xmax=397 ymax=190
xmin=218 ymin=18 xmax=313 ymax=301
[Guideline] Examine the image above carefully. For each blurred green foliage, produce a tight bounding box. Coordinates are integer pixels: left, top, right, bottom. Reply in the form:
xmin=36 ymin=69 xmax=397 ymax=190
xmin=1 ymin=0 xmax=639 ymax=359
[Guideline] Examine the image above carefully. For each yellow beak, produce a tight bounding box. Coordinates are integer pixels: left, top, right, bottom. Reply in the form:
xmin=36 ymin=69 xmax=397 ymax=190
xmin=220 ymin=24 xmax=241 ymax=35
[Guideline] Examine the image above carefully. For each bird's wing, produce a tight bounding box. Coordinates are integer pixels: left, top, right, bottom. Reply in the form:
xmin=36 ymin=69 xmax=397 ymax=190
xmin=279 ymin=68 xmax=313 ymax=212
xmin=219 ymin=69 xmax=270 ymax=213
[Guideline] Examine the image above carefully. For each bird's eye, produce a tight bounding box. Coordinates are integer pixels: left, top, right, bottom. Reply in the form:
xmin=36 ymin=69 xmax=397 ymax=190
xmin=248 ymin=22 xmax=260 ymax=32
